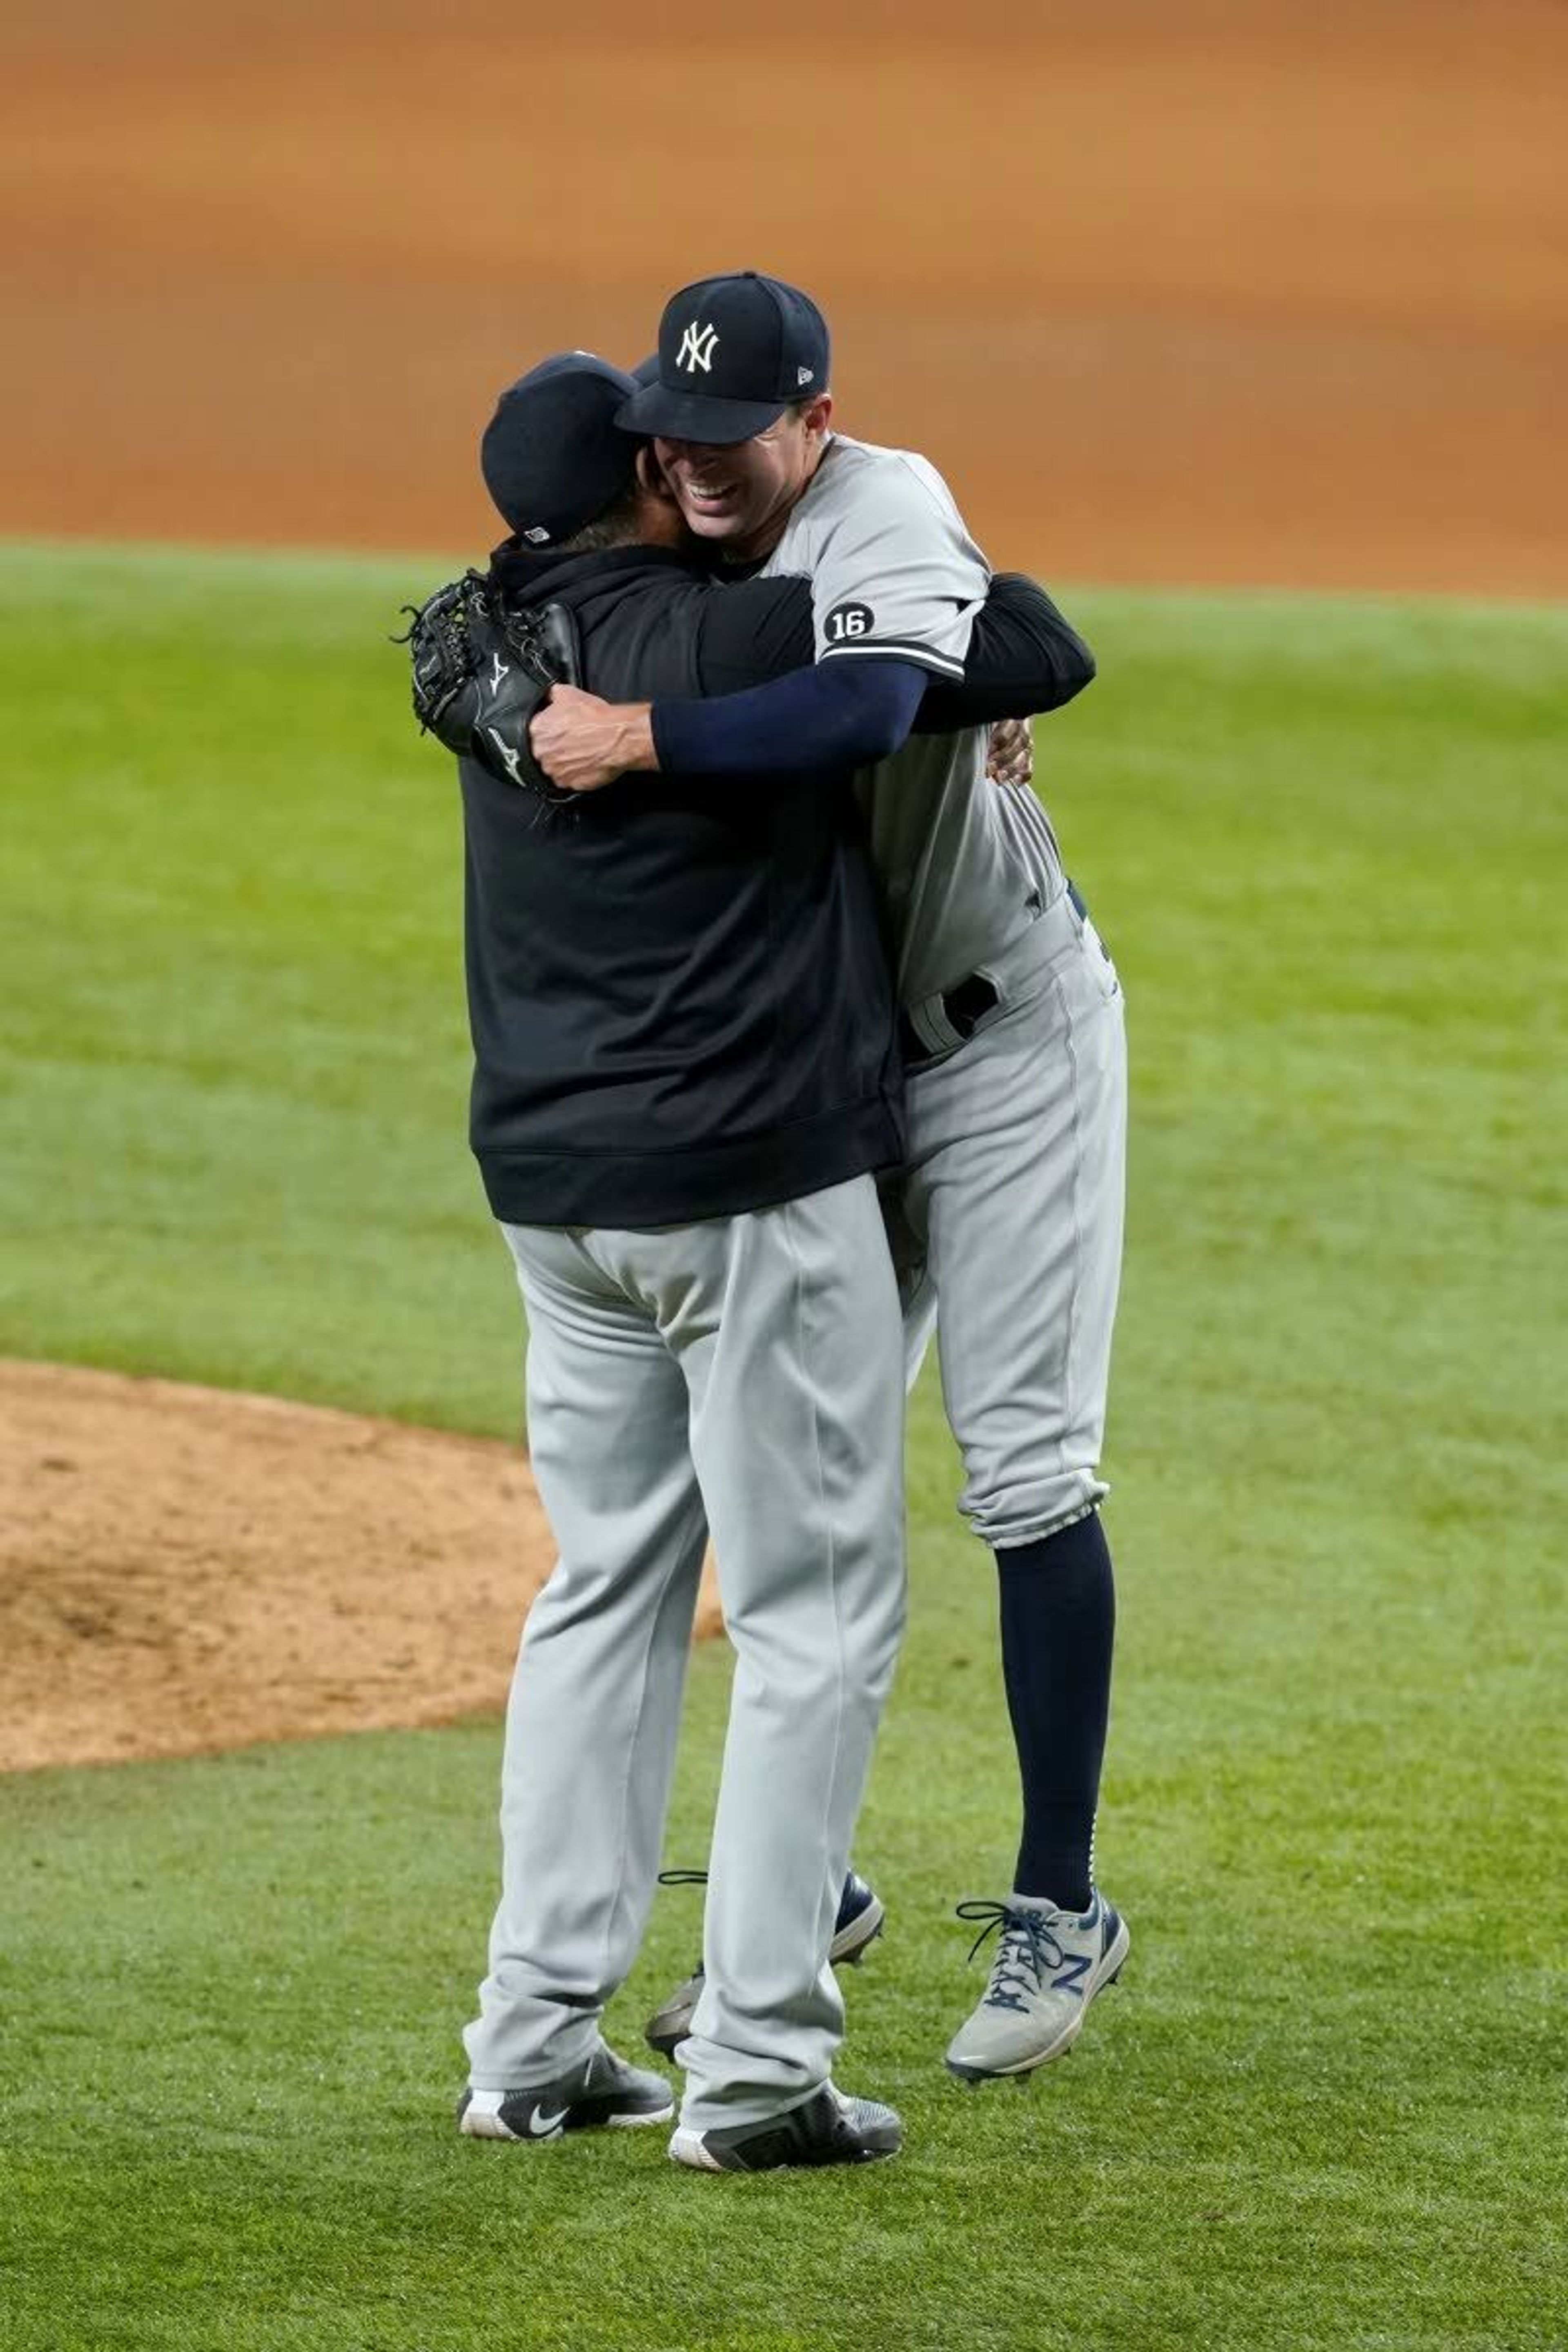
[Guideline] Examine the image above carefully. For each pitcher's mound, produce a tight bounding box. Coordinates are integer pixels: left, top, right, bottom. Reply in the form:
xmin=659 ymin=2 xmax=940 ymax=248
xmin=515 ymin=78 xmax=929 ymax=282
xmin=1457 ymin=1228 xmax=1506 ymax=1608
xmin=1 ymin=1360 xmax=720 ymax=1773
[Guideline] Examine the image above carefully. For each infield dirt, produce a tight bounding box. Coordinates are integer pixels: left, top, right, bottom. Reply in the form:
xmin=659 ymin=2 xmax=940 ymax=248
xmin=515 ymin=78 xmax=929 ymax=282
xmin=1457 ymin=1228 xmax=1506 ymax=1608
xmin=0 ymin=1362 xmax=721 ymax=1772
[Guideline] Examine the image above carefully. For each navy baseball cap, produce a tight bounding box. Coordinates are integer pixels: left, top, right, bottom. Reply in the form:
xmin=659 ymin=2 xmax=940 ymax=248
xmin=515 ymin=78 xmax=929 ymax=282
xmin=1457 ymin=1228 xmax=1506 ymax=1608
xmin=617 ymin=273 xmax=830 ymax=446
xmin=481 ymin=352 xmax=640 ymax=544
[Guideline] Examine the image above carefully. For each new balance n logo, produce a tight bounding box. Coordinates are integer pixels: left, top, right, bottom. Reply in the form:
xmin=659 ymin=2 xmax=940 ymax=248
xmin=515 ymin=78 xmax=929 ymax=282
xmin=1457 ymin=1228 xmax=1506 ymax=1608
xmin=677 ymin=321 xmax=719 ymax=373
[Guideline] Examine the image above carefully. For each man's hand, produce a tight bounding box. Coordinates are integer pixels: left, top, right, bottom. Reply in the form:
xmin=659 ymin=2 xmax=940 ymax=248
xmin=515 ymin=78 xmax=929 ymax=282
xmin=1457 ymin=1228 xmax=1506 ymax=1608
xmin=528 ymin=684 xmax=657 ymax=794
xmin=987 ymin=717 xmax=1034 ymax=790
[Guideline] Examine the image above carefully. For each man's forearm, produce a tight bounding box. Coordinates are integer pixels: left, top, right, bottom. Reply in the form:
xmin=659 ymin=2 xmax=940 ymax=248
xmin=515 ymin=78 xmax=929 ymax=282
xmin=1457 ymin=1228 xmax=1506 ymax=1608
xmin=529 ymin=641 xmax=984 ymax=795
xmin=651 ymin=657 xmax=927 ymax=777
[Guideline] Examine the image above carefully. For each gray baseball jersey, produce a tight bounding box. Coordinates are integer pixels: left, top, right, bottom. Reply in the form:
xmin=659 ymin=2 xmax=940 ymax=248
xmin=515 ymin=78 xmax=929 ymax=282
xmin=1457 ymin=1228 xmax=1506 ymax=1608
xmin=760 ymin=433 xmax=1067 ymax=1004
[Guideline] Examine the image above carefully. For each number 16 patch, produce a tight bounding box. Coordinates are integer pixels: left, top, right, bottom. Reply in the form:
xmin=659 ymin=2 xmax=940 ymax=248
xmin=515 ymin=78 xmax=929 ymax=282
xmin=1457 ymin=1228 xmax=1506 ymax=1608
xmin=824 ymin=601 xmax=876 ymax=643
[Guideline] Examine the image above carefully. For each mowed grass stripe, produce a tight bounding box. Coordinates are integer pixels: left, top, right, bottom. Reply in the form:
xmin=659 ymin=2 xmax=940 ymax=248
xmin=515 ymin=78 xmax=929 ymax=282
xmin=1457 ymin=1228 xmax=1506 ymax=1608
xmin=2 ymin=543 xmax=1565 ymax=2350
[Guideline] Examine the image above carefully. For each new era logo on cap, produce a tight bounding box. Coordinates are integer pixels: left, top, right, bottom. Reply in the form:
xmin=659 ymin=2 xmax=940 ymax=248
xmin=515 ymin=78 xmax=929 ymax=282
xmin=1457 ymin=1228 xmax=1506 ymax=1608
xmin=617 ymin=272 xmax=831 ymax=448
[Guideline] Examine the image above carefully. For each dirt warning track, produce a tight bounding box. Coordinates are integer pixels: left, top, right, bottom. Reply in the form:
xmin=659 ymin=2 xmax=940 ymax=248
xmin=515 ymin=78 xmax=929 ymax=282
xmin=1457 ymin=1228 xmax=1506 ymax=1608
xmin=2 ymin=0 xmax=1565 ymax=595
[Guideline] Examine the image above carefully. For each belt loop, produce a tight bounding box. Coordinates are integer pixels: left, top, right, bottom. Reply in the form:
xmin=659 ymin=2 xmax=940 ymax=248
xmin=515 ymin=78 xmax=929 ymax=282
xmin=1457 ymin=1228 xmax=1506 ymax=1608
xmin=901 ymin=993 xmax=967 ymax=1062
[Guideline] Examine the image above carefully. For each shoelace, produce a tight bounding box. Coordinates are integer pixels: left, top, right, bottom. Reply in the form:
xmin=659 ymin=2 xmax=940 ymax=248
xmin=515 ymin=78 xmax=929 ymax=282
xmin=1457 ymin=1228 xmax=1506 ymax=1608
xmin=955 ymin=1899 xmax=1067 ymax=2015
xmin=657 ymin=1867 xmax=862 ymax=1984
xmin=656 ymin=1870 xmax=710 ymax=1980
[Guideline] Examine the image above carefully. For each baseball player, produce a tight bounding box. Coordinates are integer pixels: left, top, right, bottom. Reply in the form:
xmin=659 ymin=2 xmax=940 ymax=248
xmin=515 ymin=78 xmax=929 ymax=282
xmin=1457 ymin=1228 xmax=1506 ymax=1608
xmin=432 ymin=353 xmax=1100 ymax=2170
xmin=531 ymin=272 xmax=1129 ymax=2084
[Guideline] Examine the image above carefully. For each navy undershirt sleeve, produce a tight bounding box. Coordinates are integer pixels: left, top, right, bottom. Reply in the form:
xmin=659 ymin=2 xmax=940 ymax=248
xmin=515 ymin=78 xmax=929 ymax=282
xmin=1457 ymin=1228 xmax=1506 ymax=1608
xmin=914 ymin=574 xmax=1096 ymax=732
xmin=652 ymin=657 xmax=927 ymax=777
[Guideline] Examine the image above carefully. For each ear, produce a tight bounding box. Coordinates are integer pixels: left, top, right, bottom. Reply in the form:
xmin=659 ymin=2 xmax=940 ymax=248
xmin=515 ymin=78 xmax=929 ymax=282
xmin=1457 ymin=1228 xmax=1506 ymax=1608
xmin=803 ymin=393 xmax=833 ymax=439
xmin=635 ymin=441 xmax=678 ymax=503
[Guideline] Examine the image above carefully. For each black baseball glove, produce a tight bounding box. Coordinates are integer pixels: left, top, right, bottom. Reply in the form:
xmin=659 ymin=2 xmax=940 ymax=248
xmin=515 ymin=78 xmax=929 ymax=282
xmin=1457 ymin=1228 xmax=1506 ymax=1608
xmin=395 ymin=570 xmax=581 ymax=804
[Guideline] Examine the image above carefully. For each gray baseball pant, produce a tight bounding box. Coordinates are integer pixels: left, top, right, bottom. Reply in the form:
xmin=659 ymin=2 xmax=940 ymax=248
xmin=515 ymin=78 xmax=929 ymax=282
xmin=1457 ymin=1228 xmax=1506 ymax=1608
xmin=461 ymin=1174 xmax=906 ymax=2134
xmin=891 ymin=883 xmax=1128 ymax=1544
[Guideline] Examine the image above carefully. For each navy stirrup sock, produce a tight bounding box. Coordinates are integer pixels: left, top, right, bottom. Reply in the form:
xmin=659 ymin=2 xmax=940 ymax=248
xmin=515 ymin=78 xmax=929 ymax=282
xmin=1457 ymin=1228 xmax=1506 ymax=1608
xmin=994 ymin=1510 xmax=1116 ymax=1911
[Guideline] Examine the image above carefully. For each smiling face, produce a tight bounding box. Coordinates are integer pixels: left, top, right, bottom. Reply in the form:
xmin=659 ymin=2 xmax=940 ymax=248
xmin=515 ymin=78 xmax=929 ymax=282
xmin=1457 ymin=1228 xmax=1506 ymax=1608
xmin=654 ymin=394 xmax=833 ymax=559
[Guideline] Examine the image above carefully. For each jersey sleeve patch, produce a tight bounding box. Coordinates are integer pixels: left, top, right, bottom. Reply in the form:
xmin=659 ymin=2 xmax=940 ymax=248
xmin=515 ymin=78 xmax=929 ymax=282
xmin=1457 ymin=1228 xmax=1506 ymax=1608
xmin=823 ymin=600 xmax=876 ymax=646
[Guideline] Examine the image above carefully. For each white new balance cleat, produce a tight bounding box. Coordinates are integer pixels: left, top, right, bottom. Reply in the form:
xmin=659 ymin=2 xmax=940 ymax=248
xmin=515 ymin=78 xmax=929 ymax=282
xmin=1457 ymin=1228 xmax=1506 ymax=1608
xmin=944 ymin=1890 xmax=1129 ymax=2081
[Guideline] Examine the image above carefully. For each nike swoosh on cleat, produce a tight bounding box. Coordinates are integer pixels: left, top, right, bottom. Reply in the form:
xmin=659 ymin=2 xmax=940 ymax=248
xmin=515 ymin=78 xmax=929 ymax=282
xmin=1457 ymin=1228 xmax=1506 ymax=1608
xmin=526 ymin=2106 xmax=569 ymax=2138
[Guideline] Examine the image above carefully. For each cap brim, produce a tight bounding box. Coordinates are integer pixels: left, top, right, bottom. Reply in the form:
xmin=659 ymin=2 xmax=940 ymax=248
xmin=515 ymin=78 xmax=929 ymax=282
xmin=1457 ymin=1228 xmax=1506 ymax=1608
xmin=614 ymin=382 xmax=790 ymax=445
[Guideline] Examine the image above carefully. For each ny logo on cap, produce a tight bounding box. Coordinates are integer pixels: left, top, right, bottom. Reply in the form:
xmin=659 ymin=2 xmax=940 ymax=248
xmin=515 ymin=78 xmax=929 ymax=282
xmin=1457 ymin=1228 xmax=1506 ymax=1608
xmin=677 ymin=320 xmax=719 ymax=374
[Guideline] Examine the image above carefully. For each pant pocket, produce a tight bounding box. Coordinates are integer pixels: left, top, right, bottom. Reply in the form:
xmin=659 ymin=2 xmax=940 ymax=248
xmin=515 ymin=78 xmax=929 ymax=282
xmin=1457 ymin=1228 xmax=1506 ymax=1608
xmin=1072 ymin=910 xmax=1122 ymax=1004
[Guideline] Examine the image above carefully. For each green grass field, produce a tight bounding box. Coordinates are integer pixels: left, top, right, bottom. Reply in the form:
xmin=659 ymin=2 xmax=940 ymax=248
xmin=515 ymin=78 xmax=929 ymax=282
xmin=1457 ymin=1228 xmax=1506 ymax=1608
xmin=2 ymin=543 xmax=1564 ymax=2352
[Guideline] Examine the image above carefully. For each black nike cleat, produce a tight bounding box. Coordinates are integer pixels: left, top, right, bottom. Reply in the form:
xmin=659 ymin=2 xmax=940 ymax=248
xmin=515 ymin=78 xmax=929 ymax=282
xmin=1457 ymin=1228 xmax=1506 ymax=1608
xmin=669 ymin=2084 xmax=902 ymax=2173
xmin=457 ymin=2042 xmax=673 ymax=2141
